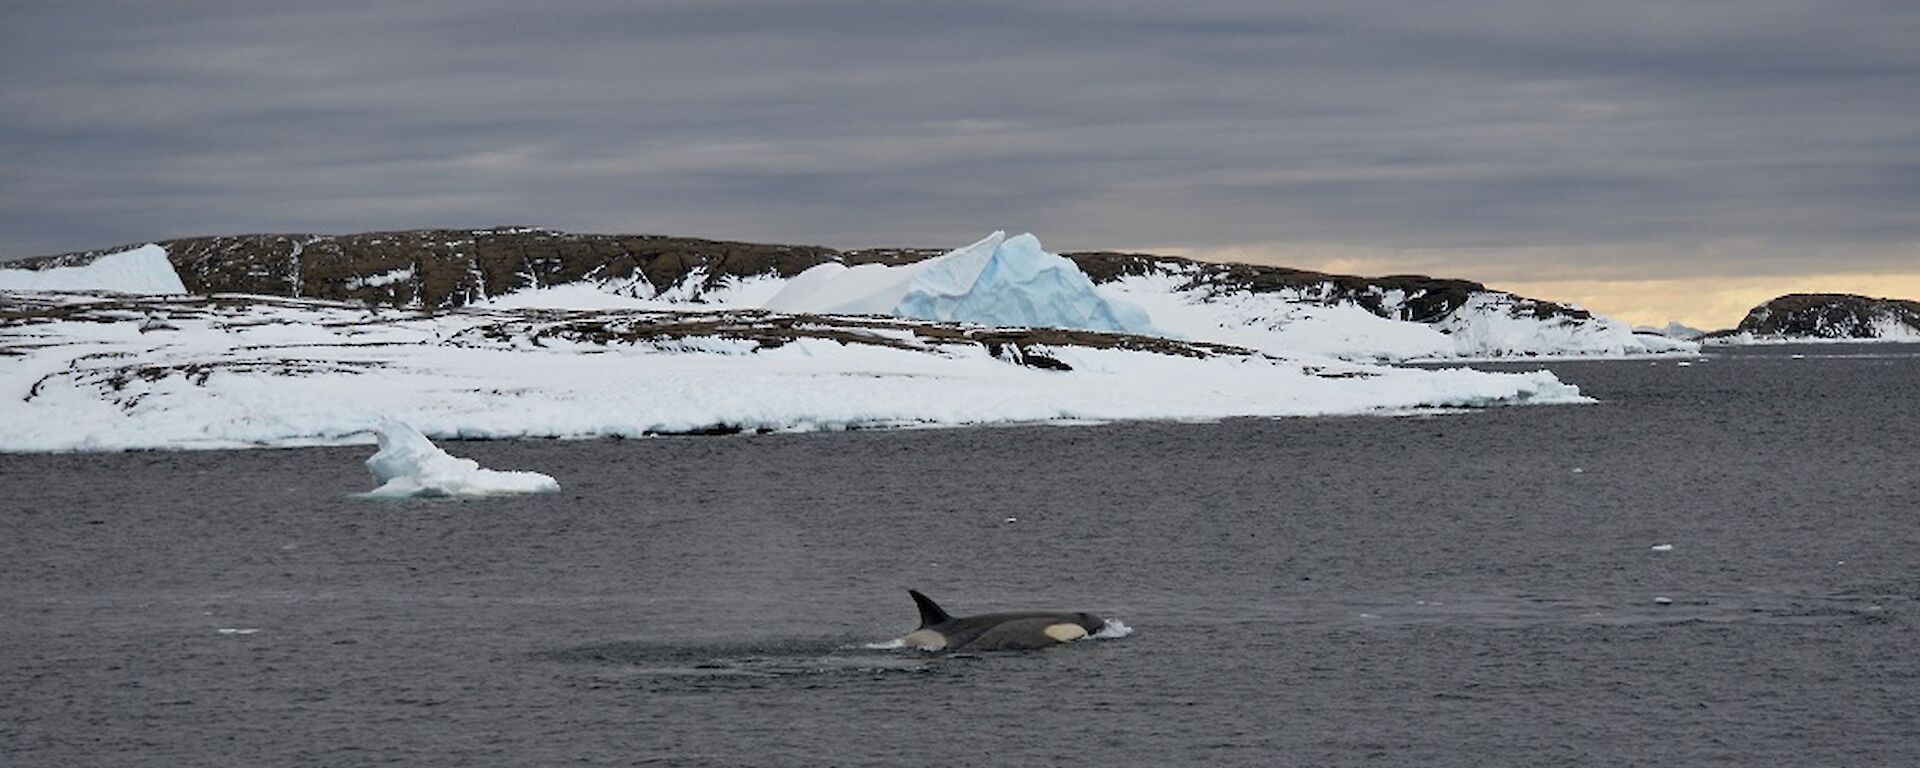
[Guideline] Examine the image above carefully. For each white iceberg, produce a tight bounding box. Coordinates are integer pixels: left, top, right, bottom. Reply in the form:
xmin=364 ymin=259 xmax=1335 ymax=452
xmin=360 ymin=420 xmax=560 ymax=498
xmin=1634 ymin=321 xmax=1706 ymax=340
xmin=765 ymin=232 xmax=1155 ymax=335
xmin=0 ymin=245 xmax=187 ymax=295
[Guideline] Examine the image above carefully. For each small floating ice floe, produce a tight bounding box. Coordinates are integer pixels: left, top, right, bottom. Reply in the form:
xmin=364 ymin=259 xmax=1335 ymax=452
xmin=1650 ymin=544 xmax=1674 ymax=552
xmin=1571 ymin=467 xmax=1585 ymax=474
xmin=1653 ymin=597 xmax=1674 ymax=606
xmin=358 ymin=420 xmax=560 ymax=499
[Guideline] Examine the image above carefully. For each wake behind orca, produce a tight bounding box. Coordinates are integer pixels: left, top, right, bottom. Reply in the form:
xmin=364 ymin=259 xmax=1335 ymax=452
xmin=899 ymin=589 xmax=1108 ymax=652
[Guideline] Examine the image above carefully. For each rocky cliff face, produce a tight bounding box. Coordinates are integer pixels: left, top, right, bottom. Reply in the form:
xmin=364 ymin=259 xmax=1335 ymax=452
xmin=7 ymin=227 xmax=1590 ymax=325
xmin=10 ymin=228 xmax=844 ymax=308
xmin=1716 ymin=293 xmax=1920 ymax=341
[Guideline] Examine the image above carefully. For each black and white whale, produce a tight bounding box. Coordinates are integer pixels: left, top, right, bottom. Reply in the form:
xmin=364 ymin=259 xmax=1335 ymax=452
xmin=899 ymin=589 xmax=1107 ymax=652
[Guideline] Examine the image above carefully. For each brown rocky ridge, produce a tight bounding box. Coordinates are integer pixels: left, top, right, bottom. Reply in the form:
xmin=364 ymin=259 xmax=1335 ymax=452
xmin=6 ymin=227 xmax=1594 ymax=328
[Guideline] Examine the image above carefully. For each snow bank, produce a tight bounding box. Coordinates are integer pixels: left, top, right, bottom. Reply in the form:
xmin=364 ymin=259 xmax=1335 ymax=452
xmin=479 ymin=271 xmax=785 ymax=312
xmin=766 ymin=232 xmax=1155 ymax=334
xmin=1098 ymin=269 xmax=1697 ymax=362
xmin=1435 ymin=294 xmax=1698 ymax=358
xmin=1100 ymin=270 xmax=1454 ymax=362
xmin=0 ymin=294 xmax=1589 ymax=452
xmin=361 ymin=420 xmax=559 ymax=498
xmin=0 ymin=245 xmax=186 ymax=294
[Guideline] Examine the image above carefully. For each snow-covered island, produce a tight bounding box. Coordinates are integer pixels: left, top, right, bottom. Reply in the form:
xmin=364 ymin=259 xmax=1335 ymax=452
xmin=1703 ymin=293 xmax=1920 ymax=345
xmin=7 ymin=227 xmax=1695 ymax=361
xmin=0 ymin=227 xmax=1687 ymax=452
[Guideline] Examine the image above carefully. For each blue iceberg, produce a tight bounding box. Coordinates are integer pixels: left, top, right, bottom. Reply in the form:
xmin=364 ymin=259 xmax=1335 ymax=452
xmin=762 ymin=231 xmax=1156 ymax=335
xmin=893 ymin=232 xmax=1155 ymax=335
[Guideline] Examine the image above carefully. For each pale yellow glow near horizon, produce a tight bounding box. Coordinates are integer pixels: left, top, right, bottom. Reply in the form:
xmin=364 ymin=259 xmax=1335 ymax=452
xmin=1490 ymin=273 xmax=1920 ymax=330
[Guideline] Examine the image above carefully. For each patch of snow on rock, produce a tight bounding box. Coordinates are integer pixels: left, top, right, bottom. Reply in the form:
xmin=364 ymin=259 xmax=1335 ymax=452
xmin=478 ymin=284 xmax=666 ymax=310
xmin=345 ymin=266 xmax=415 ymax=290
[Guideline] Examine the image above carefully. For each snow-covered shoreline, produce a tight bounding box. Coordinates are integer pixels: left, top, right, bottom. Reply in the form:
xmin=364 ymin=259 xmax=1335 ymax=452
xmin=1703 ymin=332 xmax=1920 ymax=346
xmin=0 ymin=291 xmax=1589 ymax=454
xmin=1096 ymin=266 xmax=1696 ymax=362
xmin=4 ymin=233 xmax=1703 ymax=364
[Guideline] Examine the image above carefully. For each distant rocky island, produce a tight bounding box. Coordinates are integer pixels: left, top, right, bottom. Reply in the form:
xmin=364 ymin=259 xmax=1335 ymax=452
xmin=1706 ymin=293 xmax=1920 ymax=344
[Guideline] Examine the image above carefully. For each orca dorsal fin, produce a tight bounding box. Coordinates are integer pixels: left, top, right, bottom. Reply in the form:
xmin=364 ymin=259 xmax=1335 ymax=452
xmin=909 ymin=589 xmax=953 ymax=628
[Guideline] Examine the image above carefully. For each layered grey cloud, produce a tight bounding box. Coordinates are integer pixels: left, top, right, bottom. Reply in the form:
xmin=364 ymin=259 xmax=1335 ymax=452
xmin=4 ymin=0 xmax=1917 ymax=281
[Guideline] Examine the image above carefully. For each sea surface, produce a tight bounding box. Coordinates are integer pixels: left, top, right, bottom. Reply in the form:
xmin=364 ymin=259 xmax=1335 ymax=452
xmin=3 ymin=344 xmax=1918 ymax=767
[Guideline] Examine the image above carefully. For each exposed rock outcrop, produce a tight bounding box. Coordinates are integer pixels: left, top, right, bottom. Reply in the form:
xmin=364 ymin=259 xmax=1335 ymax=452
xmin=1706 ymin=293 xmax=1920 ymax=342
xmin=9 ymin=228 xmax=841 ymax=308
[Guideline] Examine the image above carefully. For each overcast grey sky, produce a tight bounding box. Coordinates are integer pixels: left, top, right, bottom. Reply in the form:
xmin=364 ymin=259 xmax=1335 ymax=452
xmin=4 ymin=1 xmax=1917 ymax=321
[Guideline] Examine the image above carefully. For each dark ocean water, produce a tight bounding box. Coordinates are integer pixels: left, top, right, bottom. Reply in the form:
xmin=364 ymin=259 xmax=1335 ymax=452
xmin=4 ymin=344 xmax=1919 ymax=767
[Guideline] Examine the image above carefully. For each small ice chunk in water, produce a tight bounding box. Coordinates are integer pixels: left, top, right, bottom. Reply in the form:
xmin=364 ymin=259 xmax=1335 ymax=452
xmin=360 ymin=420 xmax=560 ymax=498
xmin=1653 ymin=597 xmax=1674 ymax=605
xmin=1650 ymin=544 xmax=1675 ymax=552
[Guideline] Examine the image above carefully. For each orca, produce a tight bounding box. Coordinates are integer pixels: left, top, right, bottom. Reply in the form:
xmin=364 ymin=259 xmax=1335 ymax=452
xmin=899 ymin=589 xmax=1106 ymax=652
